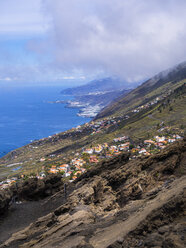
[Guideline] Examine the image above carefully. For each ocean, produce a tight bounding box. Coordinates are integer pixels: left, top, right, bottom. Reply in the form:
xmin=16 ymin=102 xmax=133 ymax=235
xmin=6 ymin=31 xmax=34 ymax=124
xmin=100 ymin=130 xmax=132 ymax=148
xmin=0 ymin=85 xmax=90 ymax=157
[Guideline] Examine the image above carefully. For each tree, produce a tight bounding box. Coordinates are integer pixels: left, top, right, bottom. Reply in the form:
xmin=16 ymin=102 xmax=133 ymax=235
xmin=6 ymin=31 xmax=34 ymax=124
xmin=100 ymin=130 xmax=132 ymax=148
xmin=129 ymin=144 xmax=134 ymax=149
xmin=169 ymin=106 xmax=173 ymax=111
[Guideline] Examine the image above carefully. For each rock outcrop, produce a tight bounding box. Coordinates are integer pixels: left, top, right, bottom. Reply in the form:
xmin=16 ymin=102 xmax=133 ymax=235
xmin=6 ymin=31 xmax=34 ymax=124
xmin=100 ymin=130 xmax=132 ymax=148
xmin=0 ymin=190 xmax=13 ymax=215
xmin=13 ymin=174 xmax=63 ymax=201
xmin=0 ymin=174 xmax=63 ymax=216
xmin=0 ymin=139 xmax=185 ymax=247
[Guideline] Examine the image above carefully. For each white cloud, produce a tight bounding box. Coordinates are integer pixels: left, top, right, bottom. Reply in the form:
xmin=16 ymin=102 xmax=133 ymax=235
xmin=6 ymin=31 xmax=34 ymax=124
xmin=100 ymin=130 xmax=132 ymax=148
xmin=62 ymin=76 xmax=86 ymax=80
xmin=62 ymin=76 xmax=75 ymax=80
xmin=4 ymin=77 xmax=11 ymax=81
xmin=0 ymin=0 xmax=49 ymax=35
xmin=1 ymin=0 xmax=186 ymax=83
xmin=0 ymin=77 xmax=17 ymax=81
xmin=43 ymin=0 xmax=186 ymax=81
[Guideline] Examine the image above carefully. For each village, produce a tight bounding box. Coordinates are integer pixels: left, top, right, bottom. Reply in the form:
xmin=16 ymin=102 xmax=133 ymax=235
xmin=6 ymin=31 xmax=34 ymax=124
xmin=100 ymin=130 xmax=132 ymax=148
xmin=0 ymin=129 xmax=183 ymax=190
xmin=45 ymin=132 xmax=183 ymax=179
xmin=131 ymin=89 xmax=173 ymax=114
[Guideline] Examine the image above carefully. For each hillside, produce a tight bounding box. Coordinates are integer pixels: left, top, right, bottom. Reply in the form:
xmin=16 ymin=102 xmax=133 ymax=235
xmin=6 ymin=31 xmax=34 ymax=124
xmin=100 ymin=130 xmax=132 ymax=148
xmin=0 ymin=68 xmax=185 ymax=181
xmin=96 ymin=62 xmax=186 ymax=119
xmin=0 ymin=62 xmax=186 ymax=247
xmin=0 ymin=139 xmax=185 ymax=247
xmin=102 ymin=82 xmax=186 ymax=141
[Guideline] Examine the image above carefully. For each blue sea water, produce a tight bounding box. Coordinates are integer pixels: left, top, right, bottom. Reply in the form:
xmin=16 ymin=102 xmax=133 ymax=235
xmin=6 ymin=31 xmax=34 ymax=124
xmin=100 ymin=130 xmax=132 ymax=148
xmin=0 ymin=85 xmax=90 ymax=157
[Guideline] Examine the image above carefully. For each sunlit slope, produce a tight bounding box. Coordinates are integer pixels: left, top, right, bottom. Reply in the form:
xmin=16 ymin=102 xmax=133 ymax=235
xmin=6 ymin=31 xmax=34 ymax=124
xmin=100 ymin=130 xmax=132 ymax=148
xmin=104 ymin=83 xmax=186 ymax=140
xmin=0 ymin=65 xmax=185 ymax=180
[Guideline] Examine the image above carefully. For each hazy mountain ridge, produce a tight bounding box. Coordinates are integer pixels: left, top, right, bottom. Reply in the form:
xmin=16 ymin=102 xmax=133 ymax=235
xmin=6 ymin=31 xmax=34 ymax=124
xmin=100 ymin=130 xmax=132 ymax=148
xmin=74 ymin=89 xmax=131 ymax=108
xmin=96 ymin=61 xmax=186 ymax=119
xmin=61 ymin=77 xmax=132 ymax=117
xmin=61 ymin=77 xmax=132 ymax=96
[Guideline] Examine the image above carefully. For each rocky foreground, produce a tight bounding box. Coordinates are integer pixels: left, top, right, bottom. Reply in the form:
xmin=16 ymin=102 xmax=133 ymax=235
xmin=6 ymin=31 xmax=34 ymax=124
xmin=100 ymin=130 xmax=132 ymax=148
xmin=0 ymin=138 xmax=186 ymax=248
xmin=0 ymin=174 xmax=64 ymax=215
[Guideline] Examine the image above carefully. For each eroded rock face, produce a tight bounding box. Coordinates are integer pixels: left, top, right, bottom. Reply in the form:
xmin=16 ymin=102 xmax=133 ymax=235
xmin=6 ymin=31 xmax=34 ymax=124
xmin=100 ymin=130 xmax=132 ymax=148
xmin=10 ymin=174 xmax=64 ymax=201
xmin=113 ymin=193 xmax=186 ymax=248
xmin=0 ymin=139 xmax=186 ymax=248
xmin=0 ymin=174 xmax=64 ymax=217
xmin=0 ymin=190 xmax=12 ymax=215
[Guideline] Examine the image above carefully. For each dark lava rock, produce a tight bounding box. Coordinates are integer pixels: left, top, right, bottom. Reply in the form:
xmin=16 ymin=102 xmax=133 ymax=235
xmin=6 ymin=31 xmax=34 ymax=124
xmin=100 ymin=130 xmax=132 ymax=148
xmin=11 ymin=174 xmax=63 ymax=201
xmin=0 ymin=139 xmax=185 ymax=248
xmin=0 ymin=189 xmax=13 ymax=215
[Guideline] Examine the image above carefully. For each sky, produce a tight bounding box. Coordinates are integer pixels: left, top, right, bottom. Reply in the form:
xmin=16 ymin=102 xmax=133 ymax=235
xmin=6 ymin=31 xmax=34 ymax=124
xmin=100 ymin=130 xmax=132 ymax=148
xmin=0 ymin=0 xmax=186 ymax=85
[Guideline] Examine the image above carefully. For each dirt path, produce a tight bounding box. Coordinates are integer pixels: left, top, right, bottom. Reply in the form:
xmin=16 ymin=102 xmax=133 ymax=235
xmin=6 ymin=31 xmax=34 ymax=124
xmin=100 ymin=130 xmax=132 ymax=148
xmin=148 ymin=114 xmax=162 ymax=122
xmin=90 ymin=175 xmax=186 ymax=248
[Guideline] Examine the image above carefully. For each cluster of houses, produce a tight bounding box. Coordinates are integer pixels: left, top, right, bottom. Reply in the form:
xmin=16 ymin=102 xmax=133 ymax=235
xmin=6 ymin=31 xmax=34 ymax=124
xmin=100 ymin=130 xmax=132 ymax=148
xmin=131 ymin=89 xmax=174 ymax=114
xmin=45 ymin=138 xmax=131 ymax=181
xmin=142 ymin=134 xmax=182 ymax=151
xmin=130 ymin=134 xmax=183 ymax=157
xmin=0 ymin=131 xmax=183 ymax=190
xmin=113 ymin=136 xmax=129 ymax=142
xmin=84 ymin=118 xmax=120 ymax=135
xmin=45 ymin=133 xmax=183 ymax=180
xmin=83 ymin=138 xmax=130 ymax=158
xmin=132 ymin=97 xmax=162 ymax=113
xmin=48 ymin=159 xmax=87 ymax=181
xmin=0 ymin=177 xmax=18 ymax=190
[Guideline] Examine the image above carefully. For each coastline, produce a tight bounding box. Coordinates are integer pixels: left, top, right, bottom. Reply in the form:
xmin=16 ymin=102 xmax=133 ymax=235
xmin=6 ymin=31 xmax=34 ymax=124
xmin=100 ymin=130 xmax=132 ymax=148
xmin=51 ymin=99 xmax=104 ymax=118
xmin=0 ymin=86 xmax=91 ymax=159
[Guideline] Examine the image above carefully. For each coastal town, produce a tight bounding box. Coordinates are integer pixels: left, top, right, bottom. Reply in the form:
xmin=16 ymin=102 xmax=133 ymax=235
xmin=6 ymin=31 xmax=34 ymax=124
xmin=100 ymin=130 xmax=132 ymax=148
xmin=0 ymin=88 xmax=184 ymax=190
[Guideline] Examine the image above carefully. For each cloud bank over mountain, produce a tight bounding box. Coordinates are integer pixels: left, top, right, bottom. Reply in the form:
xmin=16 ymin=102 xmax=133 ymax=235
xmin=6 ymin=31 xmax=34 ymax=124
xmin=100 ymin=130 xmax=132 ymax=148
xmin=43 ymin=0 xmax=186 ymax=82
xmin=0 ymin=0 xmax=186 ymax=84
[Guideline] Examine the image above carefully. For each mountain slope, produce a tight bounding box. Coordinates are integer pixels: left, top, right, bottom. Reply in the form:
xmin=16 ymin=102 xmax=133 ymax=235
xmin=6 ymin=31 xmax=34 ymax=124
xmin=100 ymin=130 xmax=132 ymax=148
xmin=96 ymin=62 xmax=186 ymax=119
xmin=0 ymin=81 xmax=185 ymax=180
xmin=0 ymin=63 xmax=186 ymax=247
xmin=0 ymin=62 xmax=185 ymax=182
xmin=102 ymin=82 xmax=186 ymax=140
xmin=0 ymin=139 xmax=185 ymax=248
